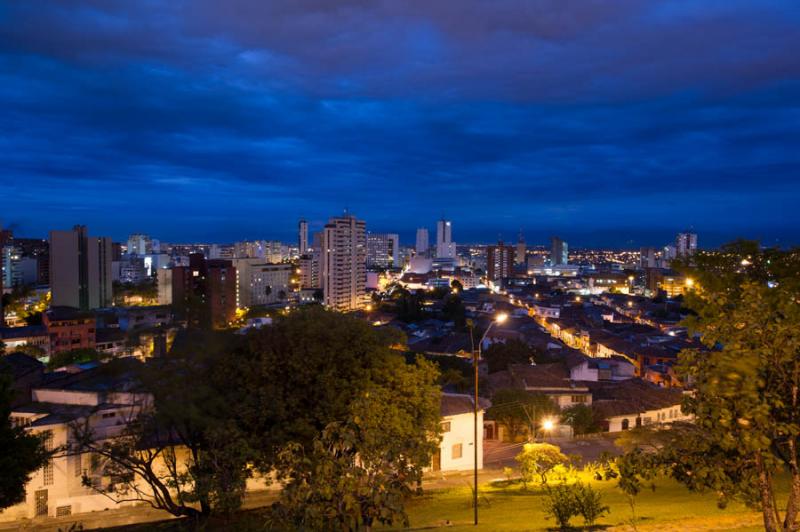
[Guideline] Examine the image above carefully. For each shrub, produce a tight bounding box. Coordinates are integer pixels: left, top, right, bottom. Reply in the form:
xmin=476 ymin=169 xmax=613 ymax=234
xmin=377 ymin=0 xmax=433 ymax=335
xmin=574 ymin=482 xmax=609 ymax=526
xmin=515 ymin=442 xmax=568 ymax=487
xmin=543 ymin=483 xmax=580 ymax=528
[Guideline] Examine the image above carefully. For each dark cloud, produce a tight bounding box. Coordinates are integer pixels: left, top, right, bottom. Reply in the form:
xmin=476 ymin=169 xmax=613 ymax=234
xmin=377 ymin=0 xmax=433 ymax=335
xmin=0 ymin=0 xmax=798 ymax=246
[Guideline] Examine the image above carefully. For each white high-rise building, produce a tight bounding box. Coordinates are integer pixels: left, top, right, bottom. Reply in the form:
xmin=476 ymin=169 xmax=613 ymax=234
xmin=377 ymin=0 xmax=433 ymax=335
xmin=50 ymin=226 xmax=113 ymax=310
xmin=415 ymin=228 xmax=429 ymax=256
xmin=675 ymin=232 xmax=698 ymax=257
xmin=298 ymin=219 xmax=309 ymax=255
xmin=322 ymin=214 xmax=367 ymax=311
xmin=436 ymin=219 xmax=456 ymax=259
xmin=366 ymin=233 xmax=400 ymax=269
xmin=126 ymin=234 xmax=151 ymax=256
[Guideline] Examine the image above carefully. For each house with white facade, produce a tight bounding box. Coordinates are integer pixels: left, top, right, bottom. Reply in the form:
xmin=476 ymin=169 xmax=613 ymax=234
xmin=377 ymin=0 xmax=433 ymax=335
xmin=433 ymin=393 xmax=490 ymax=472
xmin=1 ymin=359 xmax=151 ymax=521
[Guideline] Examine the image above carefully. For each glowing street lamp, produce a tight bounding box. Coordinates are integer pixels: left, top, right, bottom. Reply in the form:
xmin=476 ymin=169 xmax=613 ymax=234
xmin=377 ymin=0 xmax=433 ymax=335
xmin=542 ymin=417 xmax=555 ymax=433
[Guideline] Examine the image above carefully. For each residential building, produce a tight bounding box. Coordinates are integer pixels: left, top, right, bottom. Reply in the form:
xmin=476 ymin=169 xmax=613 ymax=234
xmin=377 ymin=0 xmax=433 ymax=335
xmin=2 ymin=246 xmax=38 ymax=288
xmin=156 ymin=268 xmax=172 ymax=305
xmin=550 ymin=236 xmax=568 ymax=266
xmin=675 ymin=232 xmax=698 ymax=257
xmin=321 ymin=214 xmax=367 ymax=311
xmin=487 ymin=241 xmax=514 ymax=282
xmin=515 ymin=230 xmax=526 ymax=265
xmin=366 ymin=232 xmax=399 ymax=269
xmin=639 ymin=247 xmax=657 ymax=269
xmin=434 ymin=393 xmax=488 ymax=472
xmin=435 ymin=219 xmax=456 ymax=259
xmin=415 ymin=228 xmax=429 ymax=257
xmin=43 ymin=307 xmax=96 ymax=356
xmin=298 ymin=219 xmax=309 ymax=254
xmin=170 ymin=254 xmax=236 ymax=329
xmin=50 ymin=226 xmax=112 ymax=311
xmin=126 ymin=234 xmax=155 ymax=256
xmin=233 ymin=259 xmax=292 ymax=307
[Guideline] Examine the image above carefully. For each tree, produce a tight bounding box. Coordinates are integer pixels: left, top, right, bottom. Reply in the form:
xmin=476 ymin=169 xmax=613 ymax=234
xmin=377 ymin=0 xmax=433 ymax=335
xmin=620 ymin=242 xmax=800 ymax=532
xmin=488 ymin=389 xmax=559 ymax=441
xmin=450 ymin=279 xmax=464 ymax=292
xmin=440 ymin=294 xmax=466 ymax=328
xmin=483 ymin=339 xmax=550 ymax=373
xmin=70 ymin=343 xmax=253 ymax=520
xmin=562 ymin=404 xmax=600 ymax=436
xmin=225 ymin=306 xmax=437 ymax=471
xmin=0 ymin=365 xmax=51 ymax=510
xmin=516 ymin=442 xmax=569 ymax=486
xmin=270 ymin=354 xmax=441 ymax=530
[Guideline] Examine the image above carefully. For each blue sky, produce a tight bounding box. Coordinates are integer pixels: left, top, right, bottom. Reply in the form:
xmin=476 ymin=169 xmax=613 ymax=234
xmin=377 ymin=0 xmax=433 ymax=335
xmin=1 ymin=0 xmax=799 ymax=248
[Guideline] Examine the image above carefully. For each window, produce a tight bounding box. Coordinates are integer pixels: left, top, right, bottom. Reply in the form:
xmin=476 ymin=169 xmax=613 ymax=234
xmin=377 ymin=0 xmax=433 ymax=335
xmin=570 ymin=395 xmax=587 ymax=404
xmin=621 ymin=419 xmax=630 ymax=430
xmin=441 ymin=421 xmax=451 ymax=433
xmin=43 ymin=463 xmax=54 ymax=485
xmin=74 ymin=454 xmax=82 ymax=477
xmin=452 ymin=443 xmax=463 ymax=460
xmin=102 ymin=412 xmax=116 ymax=419
xmin=56 ymin=506 xmax=72 ymax=517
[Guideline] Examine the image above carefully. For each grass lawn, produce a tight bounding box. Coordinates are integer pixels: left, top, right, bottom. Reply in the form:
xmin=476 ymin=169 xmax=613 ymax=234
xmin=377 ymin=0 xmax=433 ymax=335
xmin=399 ymin=472 xmax=769 ymax=531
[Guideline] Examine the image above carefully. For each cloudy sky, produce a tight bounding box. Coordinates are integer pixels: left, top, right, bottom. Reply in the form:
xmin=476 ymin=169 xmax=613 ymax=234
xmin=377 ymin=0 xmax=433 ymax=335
xmin=1 ymin=0 xmax=799 ymax=247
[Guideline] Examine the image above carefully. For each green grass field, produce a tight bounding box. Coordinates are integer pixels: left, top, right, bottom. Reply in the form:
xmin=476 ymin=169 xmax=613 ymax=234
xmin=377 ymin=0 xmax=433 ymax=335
xmin=400 ymin=473 xmax=768 ymax=531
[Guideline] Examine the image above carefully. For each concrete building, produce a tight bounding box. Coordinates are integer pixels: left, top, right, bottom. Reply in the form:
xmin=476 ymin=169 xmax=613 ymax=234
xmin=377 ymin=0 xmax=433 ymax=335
xmin=126 ymin=234 xmax=156 ymax=256
xmin=43 ymin=307 xmax=96 ymax=355
xmin=415 ymin=228 xmax=429 ymax=257
xmin=322 ymin=214 xmax=367 ymax=311
xmin=2 ymin=246 xmax=38 ymax=288
xmin=487 ymin=241 xmax=514 ymax=282
xmin=436 ymin=219 xmax=456 ymax=259
xmin=366 ymin=233 xmax=399 ymax=269
xmin=675 ymin=232 xmax=697 ymax=257
xmin=170 ymin=254 xmax=236 ymax=329
xmin=50 ymin=226 xmax=112 ymax=311
xmin=550 ymin=236 xmax=568 ymax=266
xmin=640 ymin=247 xmax=658 ymax=269
xmin=156 ymin=268 xmax=172 ymax=305
xmin=298 ymin=219 xmax=309 ymax=255
xmin=434 ymin=394 xmax=488 ymax=472
xmin=233 ymin=259 xmax=292 ymax=307
xmin=515 ymin=230 xmax=526 ymax=265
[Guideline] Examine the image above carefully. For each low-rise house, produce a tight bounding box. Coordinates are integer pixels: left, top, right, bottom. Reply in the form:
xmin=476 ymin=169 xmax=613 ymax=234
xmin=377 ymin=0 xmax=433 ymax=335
xmin=0 ymin=360 xmax=150 ymax=521
xmin=588 ymin=379 xmax=690 ymax=432
xmin=487 ymin=363 xmax=592 ymax=410
xmin=434 ymin=393 xmax=489 ymax=472
xmin=0 ymin=325 xmax=50 ymax=356
xmin=43 ymin=307 xmax=96 ymax=355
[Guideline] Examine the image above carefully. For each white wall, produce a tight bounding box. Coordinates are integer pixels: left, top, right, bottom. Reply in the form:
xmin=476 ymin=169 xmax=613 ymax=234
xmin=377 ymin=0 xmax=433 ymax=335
xmin=440 ymin=411 xmax=483 ymax=471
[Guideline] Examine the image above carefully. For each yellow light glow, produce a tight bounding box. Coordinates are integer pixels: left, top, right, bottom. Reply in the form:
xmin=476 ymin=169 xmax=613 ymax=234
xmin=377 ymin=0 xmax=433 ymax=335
xmin=685 ymin=278 xmax=695 ymax=287
xmin=542 ymin=418 xmax=555 ymax=432
xmin=495 ymin=312 xmax=508 ymax=324
xmin=366 ymin=304 xmax=373 ymax=312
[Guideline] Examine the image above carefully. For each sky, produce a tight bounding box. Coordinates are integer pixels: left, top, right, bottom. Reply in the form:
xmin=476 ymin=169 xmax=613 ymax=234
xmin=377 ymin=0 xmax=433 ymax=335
xmin=1 ymin=0 xmax=799 ymax=248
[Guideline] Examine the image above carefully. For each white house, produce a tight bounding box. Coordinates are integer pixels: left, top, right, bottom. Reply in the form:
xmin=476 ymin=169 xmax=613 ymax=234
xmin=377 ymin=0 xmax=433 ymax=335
xmin=434 ymin=393 xmax=490 ymax=472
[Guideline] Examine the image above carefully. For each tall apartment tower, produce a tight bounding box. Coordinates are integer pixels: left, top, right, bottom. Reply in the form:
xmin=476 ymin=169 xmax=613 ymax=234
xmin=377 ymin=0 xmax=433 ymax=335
xmin=675 ymin=232 xmax=698 ymax=257
xmin=298 ymin=219 xmax=309 ymax=255
xmin=322 ymin=214 xmax=367 ymax=311
xmin=487 ymin=241 xmax=514 ymax=281
xmin=515 ymin=230 xmax=526 ymax=265
xmin=50 ymin=225 xmax=113 ymax=310
xmin=415 ymin=228 xmax=429 ymax=257
xmin=550 ymin=236 xmax=568 ymax=266
xmin=436 ymin=219 xmax=456 ymax=259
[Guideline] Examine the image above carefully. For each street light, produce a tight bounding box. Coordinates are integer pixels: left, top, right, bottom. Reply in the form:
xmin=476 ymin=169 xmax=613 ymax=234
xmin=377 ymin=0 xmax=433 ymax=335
xmin=468 ymin=312 xmax=508 ymax=526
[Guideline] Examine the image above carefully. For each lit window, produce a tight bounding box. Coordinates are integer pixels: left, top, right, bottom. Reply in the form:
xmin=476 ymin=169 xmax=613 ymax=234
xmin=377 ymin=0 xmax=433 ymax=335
xmin=441 ymin=421 xmax=451 ymax=433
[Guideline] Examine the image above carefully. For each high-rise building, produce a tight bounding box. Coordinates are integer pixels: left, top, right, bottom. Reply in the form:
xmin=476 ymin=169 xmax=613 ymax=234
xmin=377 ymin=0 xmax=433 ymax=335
xmin=487 ymin=241 xmax=514 ymax=281
xmin=126 ymin=234 xmax=152 ymax=256
xmin=366 ymin=233 xmax=399 ymax=269
xmin=415 ymin=228 xmax=429 ymax=257
xmin=171 ymin=253 xmax=236 ymax=329
xmin=322 ymin=214 xmax=367 ymax=311
xmin=299 ymin=219 xmax=309 ymax=255
xmin=2 ymin=246 xmax=38 ymax=288
xmin=640 ymin=247 xmax=658 ymax=269
xmin=515 ymin=230 xmax=526 ymax=265
xmin=675 ymin=232 xmax=698 ymax=257
xmin=436 ymin=219 xmax=456 ymax=259
xmin=14 ymin=238 xmax=50 ymax=286
xmin=50 ymin=226 xmax=113 ymax=310
xmin=550 ymin=236 xmax=568 ymax=266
